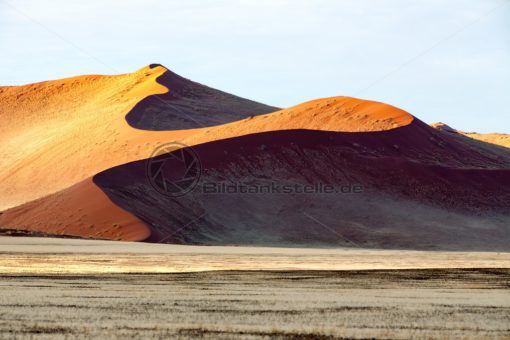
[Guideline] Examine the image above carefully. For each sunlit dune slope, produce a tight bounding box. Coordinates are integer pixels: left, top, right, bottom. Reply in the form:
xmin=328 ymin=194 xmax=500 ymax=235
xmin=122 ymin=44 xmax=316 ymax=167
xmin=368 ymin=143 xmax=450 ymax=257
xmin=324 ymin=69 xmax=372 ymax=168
xmin=466 ymin=133 xmax=510 ymax=148
xmin=0 ymin=92 xmax=420 ymax=240
xmin=431 ymin=122 xmax=510 ymax=164
xmin=2 ymin=65 xmax=510 ymax=247
xmin=182 ymin=96 xmax=414 ymax=145
xmin=0 ymin=65 xmax=167 ymax=210
xmin=0 ymin=62 xmax=414 ymax=214
xmin=0 ymin=65 xmax=278 ymax=211
xmin=2 ymin=65 xmax=510 ymax=246
xmin=431 ymin=122 xmax=510 ymax=149
xmin=0 ymin=179 xmax=149 ymax=241
xmin=182 ymin=100 xmax=509 ymax=170
xmin=5 ymin=118 xmax=508 ymax=247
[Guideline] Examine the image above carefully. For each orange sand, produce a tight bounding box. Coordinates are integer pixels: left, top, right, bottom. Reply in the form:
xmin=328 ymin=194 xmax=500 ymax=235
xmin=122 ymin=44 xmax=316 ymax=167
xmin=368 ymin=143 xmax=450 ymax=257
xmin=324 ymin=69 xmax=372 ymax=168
xmin=182 ymin=96 xmax=414 ymax=147
xmin=0 ymin=178 xmax=150 ymax=241
xmin=464 ymin=133 xmax=510 ymax=148
xmin=0 ymin=65 xmax=416 ymax=240
xmin=1 ymin=65 xmax=414 ymax=211
xmin=431 ymin=122 xmax=510 ymax=149
xmin=0 ymin=65 xmax=170 ymax=210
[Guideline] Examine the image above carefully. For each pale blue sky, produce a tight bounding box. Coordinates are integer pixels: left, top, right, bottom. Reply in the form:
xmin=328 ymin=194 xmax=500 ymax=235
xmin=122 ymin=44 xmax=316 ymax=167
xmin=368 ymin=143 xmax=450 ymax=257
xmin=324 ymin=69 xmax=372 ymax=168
xmin=1 ymin=0 xmax=509 ymax=132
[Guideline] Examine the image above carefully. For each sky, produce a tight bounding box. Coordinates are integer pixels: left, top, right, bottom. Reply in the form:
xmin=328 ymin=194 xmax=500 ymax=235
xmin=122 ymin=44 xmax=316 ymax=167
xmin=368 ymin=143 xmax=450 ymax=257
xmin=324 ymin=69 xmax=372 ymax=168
xmin=1 ymin=0 xmax=509 ymax=133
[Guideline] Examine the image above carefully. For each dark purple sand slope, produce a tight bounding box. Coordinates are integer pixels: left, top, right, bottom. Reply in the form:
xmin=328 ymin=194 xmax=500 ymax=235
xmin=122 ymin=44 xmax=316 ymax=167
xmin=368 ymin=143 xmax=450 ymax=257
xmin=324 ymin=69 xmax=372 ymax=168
xmin=126 ymin=64 xmax=279 ymax=130
xmin=93 ymin=122 xmax=510 ymax=250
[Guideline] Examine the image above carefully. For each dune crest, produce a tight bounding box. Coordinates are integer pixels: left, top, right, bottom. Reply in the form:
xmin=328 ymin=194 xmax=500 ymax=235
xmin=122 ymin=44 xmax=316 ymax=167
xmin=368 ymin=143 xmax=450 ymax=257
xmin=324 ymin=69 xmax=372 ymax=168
xmin=1 ymin=65 xmax=510 ymax=248
xmin=0 ymin=65 xmax=411 ymax=211
xmin=0 ymin=65 xmax=168 ymax=210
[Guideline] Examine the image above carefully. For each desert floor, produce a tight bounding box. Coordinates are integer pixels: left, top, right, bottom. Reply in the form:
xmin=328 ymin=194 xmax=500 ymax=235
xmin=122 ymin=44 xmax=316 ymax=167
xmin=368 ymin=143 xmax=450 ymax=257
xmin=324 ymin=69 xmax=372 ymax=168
xmin=0 ymin=237 xmax=509 ymax=339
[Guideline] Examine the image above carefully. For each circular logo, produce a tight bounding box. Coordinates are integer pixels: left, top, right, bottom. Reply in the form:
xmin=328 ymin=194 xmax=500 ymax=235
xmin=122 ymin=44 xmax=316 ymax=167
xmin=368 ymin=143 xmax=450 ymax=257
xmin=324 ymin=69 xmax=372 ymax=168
xmin=146 ymin=142 xmax=201 ymax=197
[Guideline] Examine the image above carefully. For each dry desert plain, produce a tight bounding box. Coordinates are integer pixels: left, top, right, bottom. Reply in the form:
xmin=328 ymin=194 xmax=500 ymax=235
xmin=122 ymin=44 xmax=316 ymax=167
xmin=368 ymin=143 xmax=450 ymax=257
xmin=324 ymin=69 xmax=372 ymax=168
xmin=1 ymin=65 xmax=510 ymax=339
xmin=0 ymin=237 xmax=509 ymax=339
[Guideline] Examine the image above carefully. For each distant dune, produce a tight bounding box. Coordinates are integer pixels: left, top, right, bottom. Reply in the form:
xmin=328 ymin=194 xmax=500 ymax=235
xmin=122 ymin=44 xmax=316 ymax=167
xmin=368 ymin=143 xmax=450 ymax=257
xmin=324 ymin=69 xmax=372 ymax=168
xmin=431 ymin=122 xmax=510 ymax=151
xmin=1 ymin=65 xmax=509 ymax=250
xmin=466 ymin=132 xmax=510 ymax=148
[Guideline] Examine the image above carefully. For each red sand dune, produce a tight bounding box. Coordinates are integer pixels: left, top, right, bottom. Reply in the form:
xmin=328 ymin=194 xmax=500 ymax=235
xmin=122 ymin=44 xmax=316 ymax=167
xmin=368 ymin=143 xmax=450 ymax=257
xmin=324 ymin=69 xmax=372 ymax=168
xmin=1 ymin=65 xmax=509 ymax=249
xmin=0 ymin=179 xmax=149 ymax=241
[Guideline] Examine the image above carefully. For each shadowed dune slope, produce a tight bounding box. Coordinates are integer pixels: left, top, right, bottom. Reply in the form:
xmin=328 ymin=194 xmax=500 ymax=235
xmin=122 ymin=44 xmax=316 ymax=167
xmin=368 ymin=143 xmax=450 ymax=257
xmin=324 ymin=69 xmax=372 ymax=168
xmin=2 ymin=78 xmax=510 ymax=247
xmin=3 ymin=123 xmax=509 ymax=249
xmin=126 ymin=64 xmax=279 ymax=130
xmin=0 ymin=65 xmax=167 ymax=210
xmin=0 ymin=65 xmax=277 ymax=211
xmin=1 ymin=65 xmax=509 ymax=247
xmin=91 ymin=126 xmax=510 ymax=250
xmin=1 ymin=90 xmax=422 ymax=241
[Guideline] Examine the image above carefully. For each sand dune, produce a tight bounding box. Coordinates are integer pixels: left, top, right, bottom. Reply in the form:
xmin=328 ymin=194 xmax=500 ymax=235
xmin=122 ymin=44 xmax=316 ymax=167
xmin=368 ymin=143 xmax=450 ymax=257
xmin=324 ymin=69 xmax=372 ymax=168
xmin=0 ymin=65 xmax=276 ymax=211
xmin=1 ymin=65 xmax=509 ymax=249
xmin=0 ymin=65 xmax=168 ymax=210
xmin=90 ymin=127 xmax=510 ymax=249
xmin=0 ymin=66 xmax=421 ymax=242
xmin=466 ymin=132 xmax=510 ymax=148
xmin=432 ymin=122 xmax=510 ymax=147
xmin=432 ymin=121 xmax=510 ymax=150
xmin=126 ymin=64 xmax=279 ymax=130
xmin=0 ymin=179 xmax=149 ymax=241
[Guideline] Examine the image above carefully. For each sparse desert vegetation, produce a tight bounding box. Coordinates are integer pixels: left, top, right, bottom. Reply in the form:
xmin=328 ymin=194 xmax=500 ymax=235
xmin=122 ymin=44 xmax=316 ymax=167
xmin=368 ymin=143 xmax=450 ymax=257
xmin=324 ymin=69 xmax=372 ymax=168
xmin=0 ymin=269 xmax=509 ymax=339
xmin=0 ymin=238 xmax=508 ymax=338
